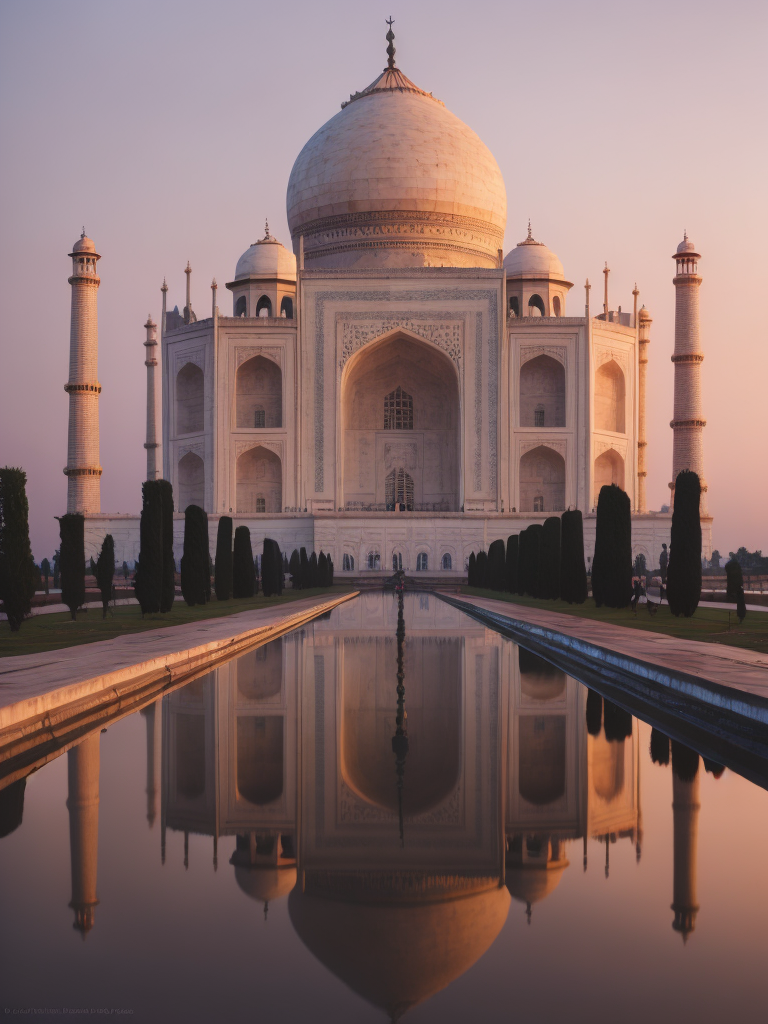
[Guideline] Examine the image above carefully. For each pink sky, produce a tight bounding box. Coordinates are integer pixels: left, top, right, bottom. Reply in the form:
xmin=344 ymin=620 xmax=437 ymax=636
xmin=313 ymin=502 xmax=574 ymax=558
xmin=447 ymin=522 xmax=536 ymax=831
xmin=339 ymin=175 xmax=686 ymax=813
xmin=1 ymin=0 xmax=766 ymax=561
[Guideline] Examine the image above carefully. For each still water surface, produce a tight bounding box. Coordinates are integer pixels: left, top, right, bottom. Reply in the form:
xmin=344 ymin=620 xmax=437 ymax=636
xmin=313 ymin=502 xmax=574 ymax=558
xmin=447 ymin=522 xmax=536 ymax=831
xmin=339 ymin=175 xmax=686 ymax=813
xmin=1 ymin=592 xmax=766 ymax=1023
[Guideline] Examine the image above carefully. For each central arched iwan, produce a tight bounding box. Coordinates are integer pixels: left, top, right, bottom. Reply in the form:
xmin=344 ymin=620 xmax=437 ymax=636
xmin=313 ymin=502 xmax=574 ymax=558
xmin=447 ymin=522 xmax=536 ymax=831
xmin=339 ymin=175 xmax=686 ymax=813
xmin=342 ymin=335 xmax=460 ymax=510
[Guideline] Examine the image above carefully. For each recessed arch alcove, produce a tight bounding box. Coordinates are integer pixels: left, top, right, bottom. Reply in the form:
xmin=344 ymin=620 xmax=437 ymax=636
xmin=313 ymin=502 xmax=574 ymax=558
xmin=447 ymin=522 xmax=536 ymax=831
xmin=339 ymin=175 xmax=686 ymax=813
xmin=178 ymin=451 xmax=204 ymax=511
xmin=340 ymin=635 xmax=461 ymax=816
xmin=519 ymin=445 xmax=565 ymax=513
xmin=595 ymin=359 xmax=626 ymax=433
xmin=593 ymin=448 xmax=625 ymax=505
xmin=176 ymin=362 xmax=204 ymax=434
xmin=518 ymin=715 xmax=566 ymax=805
xmin=236 ymin=716 xmax=284 ymax=805
xmin=237 ymin=639 xmax=283 ymax=703
xmin=236 ymin=445 xmax=282 ymax=513
xmin=519 ymin=647 xmax=566 ymax=701
xmin=341 ymin=333 xmax=460 ymax=510
xmin=519 ymin=354 xmax=565 ymax=427
xmin=236 ymin=355 xmax=282 ymax=428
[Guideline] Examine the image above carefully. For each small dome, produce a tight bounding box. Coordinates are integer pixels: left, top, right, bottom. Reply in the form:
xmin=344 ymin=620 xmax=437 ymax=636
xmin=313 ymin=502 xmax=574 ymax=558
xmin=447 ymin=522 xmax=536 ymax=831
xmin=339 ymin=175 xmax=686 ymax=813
xmin=234 ymin=864 xmax=297 ymax=905
xmin=235 ymin=223 xmax=297 ymax=281
xmin=676 ymin=231 xmax=697 ymax=254
xmin=71 ymin=230 xmax=97 ymax=255
xmin=505 ymin=861 xmax=568 ymax=906
xmin=638 ymin=304 xmax=651 ymax=321
xmin=504 ymin=224 xmax=564 ymax=279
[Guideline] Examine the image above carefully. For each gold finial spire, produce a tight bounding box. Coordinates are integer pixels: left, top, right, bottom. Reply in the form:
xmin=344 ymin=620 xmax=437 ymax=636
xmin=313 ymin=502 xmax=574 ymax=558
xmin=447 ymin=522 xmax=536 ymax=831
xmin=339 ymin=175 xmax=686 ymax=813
xmin=527 ymin=219 xmax=533 ymax=241
xmin=264 ymin=219 xmax=271 ymax=240
xmin=386 ymin=16 xmax=396 ymax=69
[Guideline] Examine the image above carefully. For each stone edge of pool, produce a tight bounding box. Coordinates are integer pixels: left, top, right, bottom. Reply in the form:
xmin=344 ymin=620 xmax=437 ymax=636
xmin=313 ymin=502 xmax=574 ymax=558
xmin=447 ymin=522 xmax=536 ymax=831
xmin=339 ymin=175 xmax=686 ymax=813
xmin=438 ymin=593 xmax=768 ymax=730
xmin=0 ymin=591 xmax=358 ymax=783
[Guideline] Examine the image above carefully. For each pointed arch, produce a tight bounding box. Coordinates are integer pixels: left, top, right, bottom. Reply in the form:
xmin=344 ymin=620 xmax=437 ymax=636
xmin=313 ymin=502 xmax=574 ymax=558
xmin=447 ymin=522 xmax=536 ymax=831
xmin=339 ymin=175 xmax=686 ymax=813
xmin=593 ymin=448 xmax=625 ymax=505
xmin=236 ymin=355 xmax=282 ymax=428
xmin=519 ymin=445 xmax=565 ymax=513
xmin=236 ymin=444 xmax=282 ymax=513
xmin=519 ymin=354 xmax=565 ymax=427
xmin=595 ymin=359 xmax=626 ymax=432
xmin=178 ymin=451 xmax=204 ymax=511
xmin=176 ymin=362 xmax=204 ymax=434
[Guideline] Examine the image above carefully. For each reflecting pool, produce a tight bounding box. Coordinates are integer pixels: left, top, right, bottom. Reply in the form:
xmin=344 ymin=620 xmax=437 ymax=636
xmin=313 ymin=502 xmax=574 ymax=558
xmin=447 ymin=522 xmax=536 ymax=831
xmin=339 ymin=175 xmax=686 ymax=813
xmin=1 ymin=592 xmax=766 ymax=1022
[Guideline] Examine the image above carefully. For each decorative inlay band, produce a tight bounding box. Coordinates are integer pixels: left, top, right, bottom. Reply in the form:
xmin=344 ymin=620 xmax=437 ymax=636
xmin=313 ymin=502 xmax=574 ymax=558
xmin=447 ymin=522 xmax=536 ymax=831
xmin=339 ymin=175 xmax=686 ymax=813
xmin=339 ymin=314 xmax=463 ymax=369
xmin=670 ymin=418 xmax=706 ymax=427
xmin=63 ymin=466 xmax=102 ymax=477
xmin=64 ymin=382 xmax=101 ymax=394
xmin=671 ymin=353 xmax=704 ymax=364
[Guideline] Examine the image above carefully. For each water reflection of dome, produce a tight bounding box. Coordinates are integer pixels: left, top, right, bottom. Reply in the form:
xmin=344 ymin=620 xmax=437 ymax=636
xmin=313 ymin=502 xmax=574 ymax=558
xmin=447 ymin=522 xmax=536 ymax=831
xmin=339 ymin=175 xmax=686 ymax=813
xmin=234 ymin=865 xmax=297 ymax=905
xmin=289 ymin=884 xmax=510 ymax=1020
xmin=505 ymin=861 xmax=568 ymax=906
xmin=518 ymin=648 xmax=566 ymax=702
xmin=341 ymin=637 xmax=461 ymax=815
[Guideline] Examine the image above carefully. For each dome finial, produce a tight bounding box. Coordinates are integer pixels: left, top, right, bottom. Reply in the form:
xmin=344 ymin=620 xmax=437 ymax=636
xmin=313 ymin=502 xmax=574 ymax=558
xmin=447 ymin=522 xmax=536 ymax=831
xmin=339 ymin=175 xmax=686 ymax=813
xmin=81 ymin=226 xmax=86 ymax=238
xmin=527 ymin=219 xmax=533 ymax=241
xmin=264 ymin=219 xmax=271 ymax=240
xmin=386 ymin=16 xmax=396 ymax=69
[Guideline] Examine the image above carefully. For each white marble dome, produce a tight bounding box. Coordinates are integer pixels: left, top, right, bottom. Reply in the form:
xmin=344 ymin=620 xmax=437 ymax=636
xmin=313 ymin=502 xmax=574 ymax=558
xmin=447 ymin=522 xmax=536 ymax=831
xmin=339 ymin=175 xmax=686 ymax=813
xmin=504 ymin=227 xmax=565 ymax=279
xmin=71 ymin=230 xmax=97 ymax=255
xmin=676 ymin=232 xmax=698 ymax=255
xmin=235 ymin=226 xmax=297 ymax=281
xmin=286 ymin=66 xmax=507 ymax=269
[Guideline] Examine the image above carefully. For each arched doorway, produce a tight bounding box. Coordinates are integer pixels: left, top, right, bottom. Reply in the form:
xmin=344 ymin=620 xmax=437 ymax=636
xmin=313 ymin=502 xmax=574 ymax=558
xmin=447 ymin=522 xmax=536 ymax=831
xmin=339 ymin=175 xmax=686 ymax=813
xmin=236 ymin=445 xmax=282 ymax=513
xmin=236 ymin=716 xmax=284 ymax=805
xmin=595 ymin=360 xmax=626 ymax=432
xmin=519 ymin=445 xmax=565 ymax=512
xmin=176 ymin=362 xmax=204 ymax=434
xmin=519 ymin=354 xmax=565 ymax=427
xmin=593 ymin=449 xmax=625 ymax=505
xmin=236 ymin=355 xmax=282 ymax=428
xmin=178 ymin=451 xmax=204 ymax=510
xmin=341 ymin=334 xmax=460 ymax=510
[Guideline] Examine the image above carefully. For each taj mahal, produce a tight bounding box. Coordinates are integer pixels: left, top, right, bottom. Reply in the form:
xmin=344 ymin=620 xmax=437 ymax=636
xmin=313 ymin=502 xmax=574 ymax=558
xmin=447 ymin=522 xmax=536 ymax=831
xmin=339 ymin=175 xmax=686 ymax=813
xmin=65 ymin=24 xmax=712 ymax=571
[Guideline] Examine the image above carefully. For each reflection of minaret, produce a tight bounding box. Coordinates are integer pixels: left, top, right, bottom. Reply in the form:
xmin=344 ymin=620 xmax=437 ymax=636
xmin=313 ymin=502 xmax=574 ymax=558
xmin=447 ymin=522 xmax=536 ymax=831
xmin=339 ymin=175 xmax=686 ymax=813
xmin=391 ymin=574 xmax=409 ymax=847
xmin=66 ymin=732 xmax=100 ymax=936
xmin=671 ymin=749 xmax=700 ymax=941
xmin=141 ymin=700 xmax=162 ymax=827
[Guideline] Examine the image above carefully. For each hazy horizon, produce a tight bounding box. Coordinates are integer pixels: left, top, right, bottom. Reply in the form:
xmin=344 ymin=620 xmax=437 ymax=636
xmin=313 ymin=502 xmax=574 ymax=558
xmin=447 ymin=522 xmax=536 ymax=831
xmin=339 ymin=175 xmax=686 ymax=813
xmin=1 ymin=0 xmax=766 ymax=561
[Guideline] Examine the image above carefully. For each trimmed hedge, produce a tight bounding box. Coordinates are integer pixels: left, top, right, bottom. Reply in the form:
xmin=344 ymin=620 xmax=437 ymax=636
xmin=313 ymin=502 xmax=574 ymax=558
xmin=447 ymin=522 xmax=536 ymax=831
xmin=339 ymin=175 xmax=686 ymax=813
xmin=592 ymin=484 xmax=632 ymax=608
xmin=541 ymin=517 xmax=561 ymax=600
xmin=487 ymin=539 xmax=506 ymax=591
xmin=505 ymin=535 xmax=518 ymax=594
xmin=0 ymin=467 xmax=36 ymax=631
xmin=159 ymin=480 xmax=176 ymax=613
xmin=560 ymin=510 xmax=588 ymax=604
xmin=58 ymin=513 xmax=85 ymax=620
xmin=95 ymin=533 xmax=115 ymax=618
xmin=134 ymin=481 xmax=163 ymax=614
xmin=232 ymin=526 xmax=255 ymax=599
xmin=180 ymin=505 xmax=210 ymax=606
xmin=214 ymin=516 xmax=233 ymax=601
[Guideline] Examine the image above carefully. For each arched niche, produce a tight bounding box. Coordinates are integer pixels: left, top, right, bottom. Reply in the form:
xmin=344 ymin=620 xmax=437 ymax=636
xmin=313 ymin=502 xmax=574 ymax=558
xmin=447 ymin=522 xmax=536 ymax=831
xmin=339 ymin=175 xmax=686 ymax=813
xmin=519 ymin=354 xmax=565 ymax=427
xmin=236 ymin=716 xmax=284 ymax=805
xmin=594 ymin=449 xmax=625 ymax=505
xmin=236 ymin=355 xmax=282 ymax=428
xmin=236 ymin=445 xmax=282 ymax=513
xmin=256 ymin=295 xmax=272 ymax=317
xmin=341 ymin=635 xmax=461 ymax=815
xmin=235 ymin=296 xmax=247 ymax=317
xmin=595 ymin=359 xmax=626 ymax=433
xmin=342 ymin=334 xmax=460 ymax=510
xmin=237 ymin=639 xmax=283 ymax=702
xmin=552 ymin=295 xmax=562 ymax=317
xmin=176 ymin=362 xmax=204 ymax=434
xmin=528 ymin=294 xmax=545 ymax=317
xmin=280 ymin=296 xmax=294 ymax=318
xmin=178 ymin=451 xmax=204 ymax=511
xmin=518 ymin=715 xmax=566 ymax=805
xmin=519 ymin=445 xmax=565 ymax=513
xmin=519 ymin=647 xmax=566 ymax=701
xmin=175 ymin=714 xmax=206 ymax=800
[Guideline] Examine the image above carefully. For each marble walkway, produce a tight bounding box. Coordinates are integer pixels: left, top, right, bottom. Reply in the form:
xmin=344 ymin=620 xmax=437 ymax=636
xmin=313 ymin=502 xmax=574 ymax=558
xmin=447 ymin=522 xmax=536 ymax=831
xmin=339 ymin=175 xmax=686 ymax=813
xmin=446 ymin=593 xmax=768 ymax=703
xmin=0 ymin=592 xmax=357 ymax=731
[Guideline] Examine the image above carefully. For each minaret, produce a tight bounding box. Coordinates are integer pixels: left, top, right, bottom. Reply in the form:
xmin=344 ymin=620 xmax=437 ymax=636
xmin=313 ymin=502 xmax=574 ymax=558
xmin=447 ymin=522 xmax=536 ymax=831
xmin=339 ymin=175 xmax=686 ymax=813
xmin=143 ymin=316 xmax=160 ymax=480
xmin=670 ymin=233 xmax=707 ymax=512
xmin=64 ymin=230 xmax=102 ymax=513
xmin=66 ymin=731 xmax=100 ymax=936
xmin=671 ymin=758 xmax=700 ymax=940
xmin=141 ymin=699 xmax=162 ymax=827
xmin=183 ymin=262 xmax=196 ymax=324
xmin=637 ymin=305 xmax=652 ymax=512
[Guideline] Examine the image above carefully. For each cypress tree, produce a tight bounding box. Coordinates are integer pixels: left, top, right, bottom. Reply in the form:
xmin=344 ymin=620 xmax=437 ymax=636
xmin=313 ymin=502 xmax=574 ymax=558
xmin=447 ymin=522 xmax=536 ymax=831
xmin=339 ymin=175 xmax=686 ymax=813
xmin=671 ymin=741 xmax=699 ymax=783
xmin=541 ymin=517 xmax=561 ymax=600
xmin=475 ymin=550 xmax=488 ymax=589
xmin=53 ymin=549 xmax=61 ymax=589
xmin=516 ymin=529 xmax=528 ymax=595
xmin=318 ymin=551 xmax=328 ymax=587
xmin=487 ymin=539 xmax=506 ymax=591
xmin=41 ymin=557 xmax=50 ymax=595
xmin=289 ymin=549 xmax=301 ymax=589
xmin=308 ymin=551 xmax=318 ymax=588
xmin=158 ymin=480 xmax=175 ymax=613
xmin=214 ymin=516 xmax=233 ymax=600
xmin=300 ymin=547 xmax=310 ymax=589
xmin=586 ymin=690 xmax=603 ymax=736
xmin=261 ymin=538 xmax=278 ymax=597
xmin=327 ymin=555 xmax=334 ymax=586
xmin=667 ymin=470 xmax=702 ymax=617
xmin=592 ymin=484 xmax=632 ymax=608
xmin=232 ymin=526 xmax=255 ymax=598
xmin=275 ymin=541 xmax=284 ymax=595
xmin=0 ymin=467 xmax=36 ymax=632
xmin=95 ymin=533 xmax=115 ymax=619
xmin=650 ymin=728 xmax=670 ymax=766
xmin=180 ymin=505 xmax=210 ymax=606
xmin=527 ymin=524 xmax=543 ymax=597
xmin=603 ymin=699 xmax=633 ymax=741
xmin=467 ymin=551 xmax=476 ymax=587
xmin=725 ymin=557 xmax=743 ymax=599
xmin=134 ymin=481 xmax=163 ymax=614
xmin=560 ymin=510 xmax=588 ymax=604
xmin=58 ymin=513 xmax=85 ymax=620
xmin=505 ymin=535 xmax=518 ymax=594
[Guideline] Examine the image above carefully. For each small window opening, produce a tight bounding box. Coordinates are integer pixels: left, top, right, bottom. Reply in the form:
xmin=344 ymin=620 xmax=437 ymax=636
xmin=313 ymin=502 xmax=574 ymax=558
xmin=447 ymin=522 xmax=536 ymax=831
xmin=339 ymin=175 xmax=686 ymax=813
xmin=416 ymin=552 xmax=428 ymax=572
xmin=384 ymin=386 xmax=413 ymax=430
xmin=441 ymin=553 xmax=452 ymax=570
xmin=235 ymin=296 xmax=247 ymax=317
xmin=255 ymin=497 xmax=266 ymax=513
xmin=254 ymin=408 xmax=266 ymax=428
xmin=256 ymin=295 xmax=272 ymax=318
xmin=533 ymin=496 xmax=544 ymax=512
xmin=534 ymin=405 xmax=545 ymax=427
xmin=280 ymin=296 xmax=293 ymax=318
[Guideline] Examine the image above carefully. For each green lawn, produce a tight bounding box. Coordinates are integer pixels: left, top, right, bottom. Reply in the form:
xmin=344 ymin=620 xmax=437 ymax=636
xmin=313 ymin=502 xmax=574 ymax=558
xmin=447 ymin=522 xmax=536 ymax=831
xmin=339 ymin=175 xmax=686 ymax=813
xmin=459 ymin=588 xmax=768 ymax=653
xmin=0 ymin=587 xmax=351 ymax=657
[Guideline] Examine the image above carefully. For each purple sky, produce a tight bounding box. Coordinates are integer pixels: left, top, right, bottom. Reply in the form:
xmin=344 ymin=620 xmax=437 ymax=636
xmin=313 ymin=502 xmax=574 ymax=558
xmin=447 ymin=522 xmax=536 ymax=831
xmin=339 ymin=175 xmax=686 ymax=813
xmin=1 ymin=0 xmax=766 ymax=561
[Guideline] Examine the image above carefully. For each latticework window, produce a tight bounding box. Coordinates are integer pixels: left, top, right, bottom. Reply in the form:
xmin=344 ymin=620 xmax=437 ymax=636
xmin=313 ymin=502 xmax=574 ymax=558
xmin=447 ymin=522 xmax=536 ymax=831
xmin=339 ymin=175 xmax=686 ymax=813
xmin=384 ymin=386 xmax=413 ymax=430
xmin=385 ymin=468 xmax=414 ymax=510
xmin=254 ymin=408 xmax=265 ymax=427
xmin=255 ymin=497 xmax=266 ymax=513
xmin=533 ymin=496 xmax=544 ymax=512
xmin=416 ymin=552 xmax=428 ymax=571
xmin=534 ymin=406 xmax=545 ymax=427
